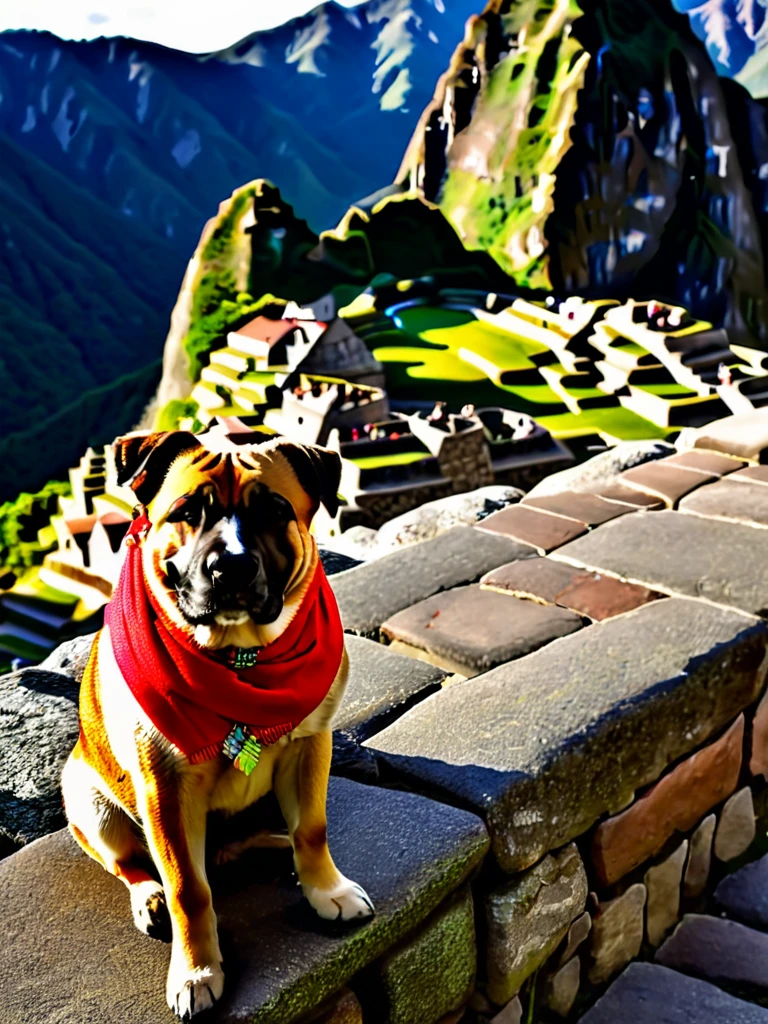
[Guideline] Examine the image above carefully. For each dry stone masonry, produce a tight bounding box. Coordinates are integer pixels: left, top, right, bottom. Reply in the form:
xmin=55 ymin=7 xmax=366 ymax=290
xmin=6 ymin=409 xmax=768 ymax=1021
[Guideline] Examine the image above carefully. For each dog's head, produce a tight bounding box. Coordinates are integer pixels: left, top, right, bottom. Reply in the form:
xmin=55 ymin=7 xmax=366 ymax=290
xmin=113 ymin=430 xmax=340 ymax=637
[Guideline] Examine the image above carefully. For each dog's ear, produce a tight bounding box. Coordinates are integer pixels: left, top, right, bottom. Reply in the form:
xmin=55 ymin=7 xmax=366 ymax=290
xmin=113 ymin=431 xmax=202 ymax=507
xmin=273 ymin=441 xmax=342 ymax=519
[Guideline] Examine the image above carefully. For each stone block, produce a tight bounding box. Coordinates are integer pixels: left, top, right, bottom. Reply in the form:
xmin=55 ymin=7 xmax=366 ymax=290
xmin=683 ymin=814 xmax=716 ymax=899
xmin=485 ymin=843 xmax=587 ymax=1005
xmin=377 ymin=888 xmax=476 ymax=1024
xmin=579 ymin=961 xmax=768 ymax=1023
xmin=645 ymin=841 xmax=687 ymax=947
xmin=476 ymin=505 xmax=587 ymax=553
xmin=715 ymin=851 xmax=768 ymax=926
xmin=481 ymin=557 xmax=583 ymax=604
xmin=555 ymin=509 xmax=768 ymax=615
xmin=664 ymin=450 xmax=747 ymax=476
xmin=733 ymin=464 xmax=768 ymax=486
xmin=366 ymin=600 xmax=767 ymax=873
xmin=333 ymin=636 xmax=446 ymax=742
xmin=656 ymin=914 xmax=768 ymax=989
xmin=595 ymin=482 xmax=665 ymax=508
xmin=0 ymin=778 xmax=489 ymax=1024
xmin=481 ymin=558 xmax=659 ymax=621
xmin=331 ymin=527 xmax=534 ymax=637
xmin=319 ymin=548 xmax=363 ymax=576
xmin=553 ymin=574 xmax=660 ymax=622
xmin=490 ymin=997 xmax=523 ymax=1024
xmin=591 ymin=716 xmax=743 ymax=886
xmin=38 ymin=631 xmax=96 ymax=683
xmin=680 ymin=477 xmax=768 ymax=527
xmin=381 ymin=585 xmax=582 ymax=676
xmin=618 ymin=461 xmax=712 ymax=506
xmin=559 ymin=911 xmax=591 ymax=966
xmin=0 ymin=667 xmax=80 ymax=852
xmin=522 ymin=491 xmax=637 ymax=526
xmin=544 ymin=957 xmax=580 ymax=1018
xmin=714 ymin=786 xmax=756 ymax=862
xmin=587 ymin=883 xmax=646 ymax=986
xmin=683 ymin=409 xmax=768 ymax=462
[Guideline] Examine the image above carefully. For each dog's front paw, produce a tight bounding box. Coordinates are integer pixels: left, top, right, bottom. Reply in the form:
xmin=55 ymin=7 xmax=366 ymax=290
xmin=130 ymin=879 xmax=171 ymax=942
xmin=303 ymin=875 xmax=374 ymax=921
xmin=167 ymin=963 xmax=224 ymax=1021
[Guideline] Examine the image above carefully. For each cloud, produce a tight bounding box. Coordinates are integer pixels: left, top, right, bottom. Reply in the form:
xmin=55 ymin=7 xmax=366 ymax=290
xmin=0 ymin=1 xmax=362 ymax=53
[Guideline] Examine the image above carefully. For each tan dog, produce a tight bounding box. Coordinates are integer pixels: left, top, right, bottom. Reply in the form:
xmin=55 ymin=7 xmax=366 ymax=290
xmin=62 ymin=430 xmax=373 ymax=1020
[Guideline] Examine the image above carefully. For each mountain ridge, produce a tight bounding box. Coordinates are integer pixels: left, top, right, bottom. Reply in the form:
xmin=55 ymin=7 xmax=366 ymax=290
xmin=0 ymin=0 xmax=479 ymax=497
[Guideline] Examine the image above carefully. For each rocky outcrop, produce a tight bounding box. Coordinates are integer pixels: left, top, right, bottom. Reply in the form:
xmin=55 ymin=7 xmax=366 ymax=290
xmin=0 ymin=668 xmax=79 ymax=854
xmin=397 ymin=0 xmax=589 ymax=288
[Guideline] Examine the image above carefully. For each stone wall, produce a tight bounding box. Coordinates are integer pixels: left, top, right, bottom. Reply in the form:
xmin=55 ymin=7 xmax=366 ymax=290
xmin=5 ymin=410 xmax=768 ymax=1023
xmin=435 ymin=425 xmax=495 ymax=494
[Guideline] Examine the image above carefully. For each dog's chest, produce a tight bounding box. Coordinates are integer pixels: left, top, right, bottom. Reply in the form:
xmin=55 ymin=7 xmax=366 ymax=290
xmin=208 ymin=740 xmax=284 ymax=814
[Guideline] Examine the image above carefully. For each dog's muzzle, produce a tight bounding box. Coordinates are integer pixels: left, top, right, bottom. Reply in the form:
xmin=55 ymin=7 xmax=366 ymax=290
xmin=205 ymin=550 xmax=259 ymax=595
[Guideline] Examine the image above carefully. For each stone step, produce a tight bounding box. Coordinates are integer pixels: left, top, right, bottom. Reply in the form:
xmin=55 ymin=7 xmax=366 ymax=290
xmin=0 ymin=778 xmax=488 ymax=1024
xmin=475 ymin=504 xmax=587 ymax=554
xmin=617 ymin=459 xmax=715 ymax=507
xmin=380 ymin=584 xmax=583 ymax=676
xmin=680 ymin=477 xmax=768 ymax=528
xmin=578 ymin=962 xmax=768 ymax=1023
xmin=656 ymin=914 xmax=768 ymax=989
xmin=330 ymin=526 xmax=534 ymax=638
xmin=481 ymin=557 xmax=660 ymax=621
xmin=365 ymin=598 xmax=767 ymax=873
xmin=333 ymin=635 xmax=447 ymax=742
xmin=521 ymin=490 xmax=638 ymax=526
xmin=554 ymin=509 xmax=768 ymax=615
xmin=715 ymin=851 xmax=768 ymax=928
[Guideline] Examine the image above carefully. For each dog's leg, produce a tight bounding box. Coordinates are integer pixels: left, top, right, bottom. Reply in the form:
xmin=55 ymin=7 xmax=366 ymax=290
xmin=274 ymin=731 xmax=374 ymax=922
xmin=62 ymin=749 xmax=171 ymax=941
xmin=134 ymin=748 xmax=224 ymax=1020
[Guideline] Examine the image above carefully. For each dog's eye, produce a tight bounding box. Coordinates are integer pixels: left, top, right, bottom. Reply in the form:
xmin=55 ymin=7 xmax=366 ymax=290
xmin=167 ymin=494 xmax=203 ymax=526
xmin=249 ymin=493 xmax=294 ymax=527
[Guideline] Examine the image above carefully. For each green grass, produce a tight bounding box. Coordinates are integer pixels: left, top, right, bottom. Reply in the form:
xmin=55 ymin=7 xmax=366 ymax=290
xmin=635 ymin=383 xmax=700 ymax=398
xmin=12 ymin=568 xmax=80 ymax=606
xmin=372 ymin=306 xmax=563 ymax=406
xmin=156 ymin=398 xmax=201 ymax=432
xmin=349 ymin=451 xmax=434 ymax=469
xmin=538 ymin=407 xmax=672 ymax=440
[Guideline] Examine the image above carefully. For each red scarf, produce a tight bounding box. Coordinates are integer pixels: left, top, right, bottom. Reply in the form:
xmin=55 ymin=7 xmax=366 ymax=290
xmin=105 ymin=514 xmax=344 ymax=763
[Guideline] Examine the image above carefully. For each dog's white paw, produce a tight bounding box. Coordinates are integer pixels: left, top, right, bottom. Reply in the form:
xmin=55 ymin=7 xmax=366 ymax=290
xmin=303 ymin=875 xmax=375 ymax=921
xmin=167 ymin=963 xmax=224 ymax=1021
xmin=130 ymin=879 xmax=170 ymax=942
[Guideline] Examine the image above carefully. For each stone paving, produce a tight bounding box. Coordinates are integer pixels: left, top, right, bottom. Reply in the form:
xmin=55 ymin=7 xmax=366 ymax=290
xmin=5 ymin=410 xmax=768 ymax=1022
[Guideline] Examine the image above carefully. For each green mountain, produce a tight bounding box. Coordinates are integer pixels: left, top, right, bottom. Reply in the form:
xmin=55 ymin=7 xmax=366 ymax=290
xmin=398 ymin=0 xmax=768 ymax=349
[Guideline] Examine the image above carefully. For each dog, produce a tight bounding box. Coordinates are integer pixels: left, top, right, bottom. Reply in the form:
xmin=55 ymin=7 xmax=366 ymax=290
xmin=62 ymin=429 xmax=374 ymax=1020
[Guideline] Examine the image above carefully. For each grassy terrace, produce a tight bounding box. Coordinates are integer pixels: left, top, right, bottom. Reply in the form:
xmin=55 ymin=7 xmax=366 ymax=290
xmin=368 ymin=305 xmax=565 ymax=411
xmin=359 ymin=303 xmax=664 ymax=441
xmin=348 ymin=450 xmax=434 ymax=470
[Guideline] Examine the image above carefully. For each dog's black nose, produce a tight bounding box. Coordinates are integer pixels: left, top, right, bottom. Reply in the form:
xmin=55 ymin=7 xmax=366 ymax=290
xmin=206 ymin=551 xmax=258 ymax=591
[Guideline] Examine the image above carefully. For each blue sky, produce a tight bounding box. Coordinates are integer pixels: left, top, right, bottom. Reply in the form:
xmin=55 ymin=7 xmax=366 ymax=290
xmin=0 ymin=1 xmax=361 ymax=52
